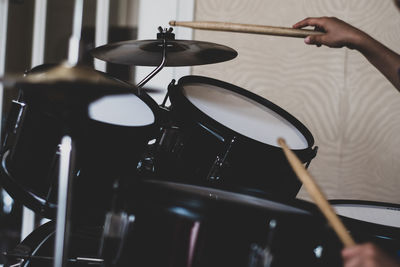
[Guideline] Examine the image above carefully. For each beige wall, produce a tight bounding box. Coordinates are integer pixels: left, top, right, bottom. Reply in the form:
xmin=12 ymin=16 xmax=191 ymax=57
xmin=192 ymin=0 xmax=400 ymax=203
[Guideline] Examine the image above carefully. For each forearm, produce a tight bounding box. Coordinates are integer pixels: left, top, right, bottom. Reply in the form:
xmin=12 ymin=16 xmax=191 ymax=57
xmin=353 ymin=33 xmax=400 ymax=92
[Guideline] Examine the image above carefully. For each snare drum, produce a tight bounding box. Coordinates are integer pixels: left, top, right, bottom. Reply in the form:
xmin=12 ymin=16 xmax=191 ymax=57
xmin=331 ymin=200 xmax=400 ymax=260
xmin=154 ymin=76 xmax=317 ymax=198
xmin=0 ymin=64 xmax=159 ymax=221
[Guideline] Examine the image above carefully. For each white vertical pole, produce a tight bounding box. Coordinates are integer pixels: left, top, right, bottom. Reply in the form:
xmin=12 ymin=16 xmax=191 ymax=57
xmin=54 ymin=136 xmax=74 ymax=267
xmin=94 ymin=0 xmax=109 ymax=72
xmin=68 ymin=0 xmax=84 ymax=66
xmin=21 ymin=0 xmax=48 ymax=242
xmin=0 ymin=0 xmax=9 ymax=142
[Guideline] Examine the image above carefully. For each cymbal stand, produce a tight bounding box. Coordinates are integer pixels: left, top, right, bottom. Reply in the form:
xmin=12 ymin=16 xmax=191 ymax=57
xmin=54 ymin=1 xmax=83 ymax=267
xmin=136 ymin=27 xmax=172 ymax=94
xmin=54 ymin=136 xmax=75 ymax=267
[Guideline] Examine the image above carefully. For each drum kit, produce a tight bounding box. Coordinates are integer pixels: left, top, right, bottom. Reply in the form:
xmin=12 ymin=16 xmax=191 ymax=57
xmin=0 ymin=9 xmax=400 ymax=267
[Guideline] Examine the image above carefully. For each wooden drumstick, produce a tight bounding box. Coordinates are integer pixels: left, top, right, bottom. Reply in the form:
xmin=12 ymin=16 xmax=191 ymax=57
xmin=277 ymin=138 xmax=356 ymax=248
xmin=169 ymin=20 xmax=322 ymax=38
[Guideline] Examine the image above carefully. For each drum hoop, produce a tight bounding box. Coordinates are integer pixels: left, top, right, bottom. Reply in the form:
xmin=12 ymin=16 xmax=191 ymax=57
xmin=170 ymin=75 xmax=315 ymax=160
xmin=0 ymin=151 xmax=56 ymax=218
xmin=330 ymin=199 xmax=400 ymax=210
xmin=135 ymin=180 xmax=324 ymax=220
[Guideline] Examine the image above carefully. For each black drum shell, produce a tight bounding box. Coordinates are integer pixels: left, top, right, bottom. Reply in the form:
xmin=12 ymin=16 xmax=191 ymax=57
xmin=7 ymin=182 xmax=343 ymax=267
xmin=122 ymin=180 xmax=343 ymax=267
xmin=0 ymin=70 xmax=159 ymax=222
xmin=155 ymin=76 xmax=317 ymax=198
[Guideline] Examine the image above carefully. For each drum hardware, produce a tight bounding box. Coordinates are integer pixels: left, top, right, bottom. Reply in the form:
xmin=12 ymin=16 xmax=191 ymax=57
xmin=207 ymin=136 xmax=236 ymax=182
xmin=248 ymin=219 xmax=276 ymax=267
xmin=99 ymin=211 xmax=133 ymax=267
xmin=54 ymin=136 xmax=75 ymax=267
xmin=135 ymin=27 xmax=169 ymax=93
xmin=306 ymin=146 xmax=318 ymax=168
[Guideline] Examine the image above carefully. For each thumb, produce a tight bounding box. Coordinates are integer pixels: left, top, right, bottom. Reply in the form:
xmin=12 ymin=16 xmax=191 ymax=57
xmin=305 ymin=35 xmax=325 ymax=46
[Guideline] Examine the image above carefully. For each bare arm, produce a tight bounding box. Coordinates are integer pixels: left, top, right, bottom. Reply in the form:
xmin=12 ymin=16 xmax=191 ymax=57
xmin=293 ymin=17 xmax=400 ymax=92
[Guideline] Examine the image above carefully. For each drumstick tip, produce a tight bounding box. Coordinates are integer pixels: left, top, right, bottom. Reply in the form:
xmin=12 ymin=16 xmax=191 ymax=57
xmin=169 ymin=20 xmax=176 ymax=26
xmin=277 ymin=137 xmax=286 ymax=146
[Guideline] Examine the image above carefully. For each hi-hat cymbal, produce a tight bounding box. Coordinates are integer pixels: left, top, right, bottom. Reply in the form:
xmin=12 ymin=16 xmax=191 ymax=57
xmin=1 ymin=63 xmax=134 ymax=110
xmin=90 ymin=39 xmax=238 ymax=66
xmin=1 ymin=63 xmax=132 ymax=93
xmin=21 ymin=63 xmax=132 ymax=92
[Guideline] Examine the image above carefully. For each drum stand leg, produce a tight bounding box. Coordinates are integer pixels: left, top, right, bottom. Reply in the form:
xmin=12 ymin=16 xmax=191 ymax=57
xmin=54 ymin=135 xmax=75 ymax=267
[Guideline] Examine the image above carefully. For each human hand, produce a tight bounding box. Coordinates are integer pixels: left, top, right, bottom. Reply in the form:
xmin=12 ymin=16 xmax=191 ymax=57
xmin=292 ymin=17 xmax=367 ymax=49
xmin=342 ymin=243 xmax=400 ymax=267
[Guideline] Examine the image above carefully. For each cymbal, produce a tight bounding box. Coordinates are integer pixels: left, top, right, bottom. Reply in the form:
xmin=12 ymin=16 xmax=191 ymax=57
xmin=1 ymin=63 xmax=134 ymax=111
xmin=90 ymin=39 xmax=238 ymax=66
xmin=1 ymin=63 xmax=132 ymax=93
xmin=23 ymin=63 xmax=131 ymax=92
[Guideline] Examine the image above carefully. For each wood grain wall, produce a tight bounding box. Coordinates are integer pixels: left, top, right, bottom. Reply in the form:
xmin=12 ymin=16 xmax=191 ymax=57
xmin=191 ymin=0 xmax=400 ymax=203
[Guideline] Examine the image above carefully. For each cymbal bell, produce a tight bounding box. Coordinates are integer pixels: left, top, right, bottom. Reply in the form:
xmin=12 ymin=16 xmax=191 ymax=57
xmin=90 ymin=39 xmax=238 ymax=66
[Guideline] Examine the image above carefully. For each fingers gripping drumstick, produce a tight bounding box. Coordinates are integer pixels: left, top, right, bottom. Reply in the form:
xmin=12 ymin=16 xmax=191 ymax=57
xmin=277 ymin=138 xmax=355 ymax=248
xmin=169 ymin=20 xmax=322 ymax=38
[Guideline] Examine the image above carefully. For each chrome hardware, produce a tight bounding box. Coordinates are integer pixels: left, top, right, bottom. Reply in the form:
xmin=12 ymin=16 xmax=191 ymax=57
xmin=207 ymin=136 xmax=236 ymax=181
xmin=248 ymin=220 xmax=277 ymax=267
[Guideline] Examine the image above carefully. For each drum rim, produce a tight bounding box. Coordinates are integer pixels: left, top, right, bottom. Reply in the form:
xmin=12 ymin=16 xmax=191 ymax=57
xmin=330 ymin=199 xmax=400 ymax=240
xmin=330 ymin=199 xmax=400 ymax=210
xmin=169 ymin=75 xmax=315 ymax=161
xmin=0 ymin=150 xmax=56 ymax=218
xmin=133 ymin=179 xmax=324 ymax=221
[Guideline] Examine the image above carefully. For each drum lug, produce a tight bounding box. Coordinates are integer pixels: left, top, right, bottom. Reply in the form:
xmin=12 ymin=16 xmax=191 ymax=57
xmin=306 ymin=146 xmax=318 ymax=169
xmin=207 ymin=136 xmax=236 ymax=182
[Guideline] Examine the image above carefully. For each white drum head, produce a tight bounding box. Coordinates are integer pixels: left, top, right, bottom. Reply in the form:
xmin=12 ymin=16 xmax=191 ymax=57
xmin=332 ymin=202 xmax=400 ymax=228
xmin=182 ymin=82 xmax=308 ymax=149
xmin=89 ymin=94 xmax=155 ymax=127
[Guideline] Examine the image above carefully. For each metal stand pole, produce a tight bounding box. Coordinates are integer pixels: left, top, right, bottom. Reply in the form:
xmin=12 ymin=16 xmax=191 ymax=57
xmin=54 ymin=136 xmax=75 ymax=267
xmin=54 ymin=1 xmax=84 ymax=267
xmin=135 ymin=27 xmax=169 ymax=94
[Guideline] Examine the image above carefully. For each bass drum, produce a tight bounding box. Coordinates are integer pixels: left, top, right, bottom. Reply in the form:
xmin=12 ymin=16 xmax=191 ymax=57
xmin=331 ymin=200 xmax=400 ymax=261
xmin=0 ymin=64 xmax=159 ymax=223
xmin=154 ymin=76 xmax=317 ymax=198
xmin=7 ymin=181 xmax=343 ymax=267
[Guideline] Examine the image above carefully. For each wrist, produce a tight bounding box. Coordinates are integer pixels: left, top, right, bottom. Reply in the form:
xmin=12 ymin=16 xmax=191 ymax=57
xmin=348 ymin=30 xmax=372 ymax=51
